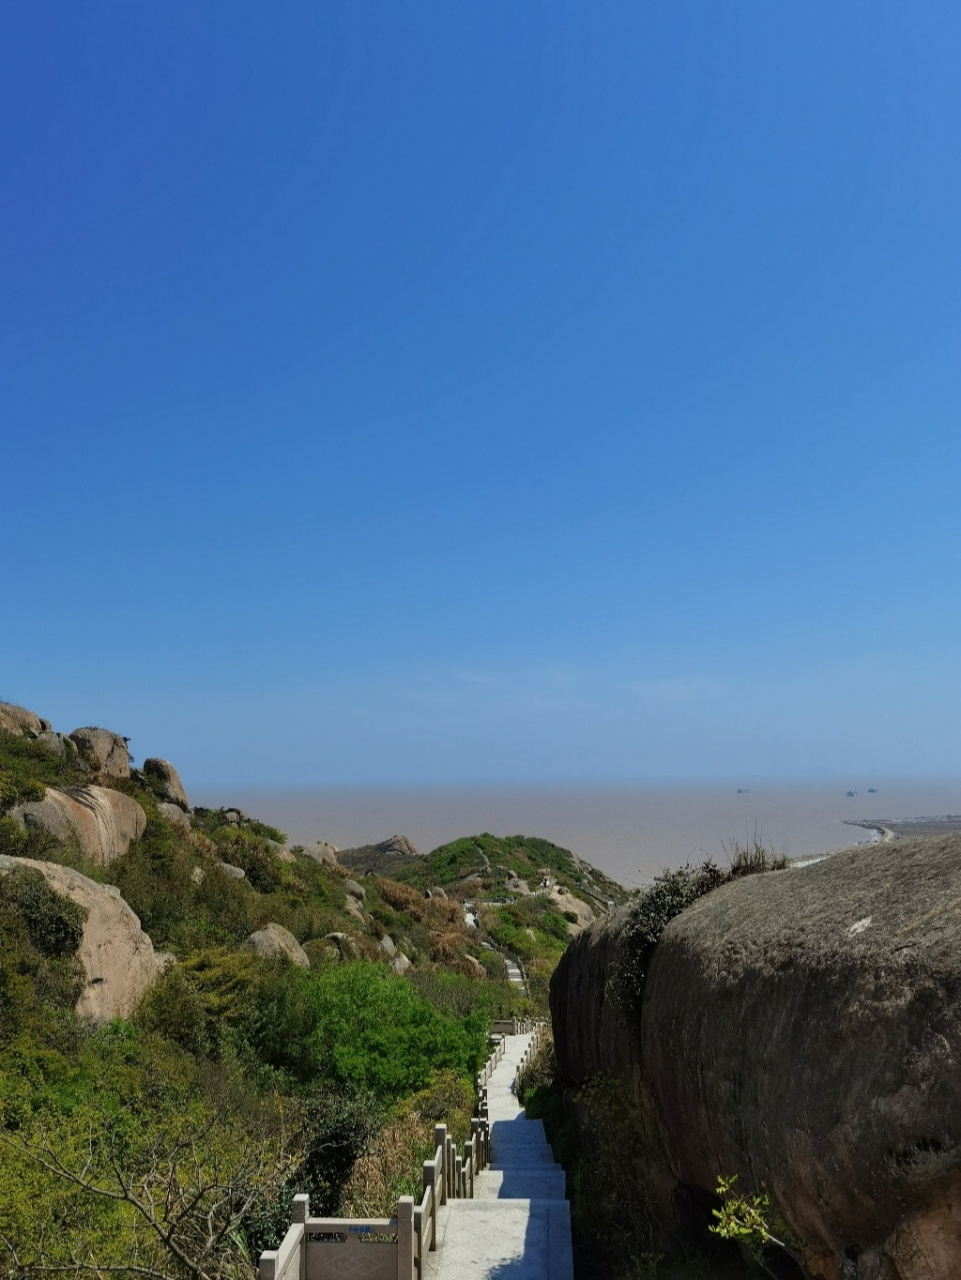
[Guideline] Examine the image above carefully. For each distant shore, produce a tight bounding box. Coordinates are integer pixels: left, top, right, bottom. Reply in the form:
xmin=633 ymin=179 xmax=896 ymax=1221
xmin=844 ymin=814 xmax=961 ymax=841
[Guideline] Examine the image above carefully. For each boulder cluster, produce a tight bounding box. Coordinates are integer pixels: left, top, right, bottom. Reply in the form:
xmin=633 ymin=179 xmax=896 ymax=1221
xmin=0 ymin=701 xmax=422 ymax=1018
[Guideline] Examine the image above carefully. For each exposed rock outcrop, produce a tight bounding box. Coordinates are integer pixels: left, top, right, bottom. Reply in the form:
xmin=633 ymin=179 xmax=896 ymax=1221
xmin=344 ymin=878 xmax=366 ymax=901
xmin=546 ymin=884 xmax=595 ymax=936
xmin=243 ymin=923 xmax=309 ymax=967
xmin=301 ymin=840 xmax=339 ymax=866
xmin=378 ymin=834 xmax=420 ymax=859
xmin=69 ymin=727 xmax=131 ymax=778
xmin=0 ymin=855 xmax=166 ymax=1022
xmin=36 ymin=730 xmax=80 ymax=759
xmin=551 ymin=836 xmax=961 ymax=1279
xmin=0 ymin=702 xmax=51 ymax=737
xmin=142 ymin=758 xmax=188 ymax=810
xmin=158 ymin=801 xmax=191 ymax=831
xmin=11 ymin=786 xmax=146 ymax=865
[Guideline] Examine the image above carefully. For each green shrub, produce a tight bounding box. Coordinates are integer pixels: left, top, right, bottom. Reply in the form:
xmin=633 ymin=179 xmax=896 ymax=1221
xmin=0 ymin=867 xmax=86 ymax=957
xmin=610 ymin=845 xmax=789 ymax=1018
xmin=254 ymin=961 xmax=486 ymax=1100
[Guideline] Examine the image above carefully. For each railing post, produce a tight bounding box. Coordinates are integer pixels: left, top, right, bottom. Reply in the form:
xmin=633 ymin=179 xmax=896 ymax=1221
xmin=434 ymin=1126 xmax=447 ymax=1206
xmin=423 ymin=1161 xmax=438 ymax=1250
xmin=397 ymin=1195 xmax=414 ymax=1280
xmin=445 ymin=1134 xmax=454 ymax=1197
xmin=463 ymin=1140 xmax=473 ymax=1196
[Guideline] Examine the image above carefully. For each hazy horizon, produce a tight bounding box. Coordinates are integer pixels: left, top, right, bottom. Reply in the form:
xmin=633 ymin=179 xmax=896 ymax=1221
xmin=193 ymin=777 xmax=961 ymax=889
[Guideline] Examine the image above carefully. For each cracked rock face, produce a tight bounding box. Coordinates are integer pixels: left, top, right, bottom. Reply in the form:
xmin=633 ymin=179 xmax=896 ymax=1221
xmin=551 ymin=835 xmax=961 ymax=1279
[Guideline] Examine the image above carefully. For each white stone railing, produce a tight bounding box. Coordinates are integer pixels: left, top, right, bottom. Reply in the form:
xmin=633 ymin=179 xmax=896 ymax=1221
xmin=259 ymin=1031 xmax=521 ymax=1280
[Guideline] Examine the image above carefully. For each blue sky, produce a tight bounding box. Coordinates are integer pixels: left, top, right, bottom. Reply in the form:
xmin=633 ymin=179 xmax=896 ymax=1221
xmin=3 ymin=2 xmax=960 ymax=786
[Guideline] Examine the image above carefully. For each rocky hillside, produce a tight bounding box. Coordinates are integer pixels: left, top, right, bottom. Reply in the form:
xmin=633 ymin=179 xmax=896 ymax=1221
xmin=549 ymin=837 xmax=961 ymax=1280
xmin=1 ymin=698 xmax=630 ymax=1276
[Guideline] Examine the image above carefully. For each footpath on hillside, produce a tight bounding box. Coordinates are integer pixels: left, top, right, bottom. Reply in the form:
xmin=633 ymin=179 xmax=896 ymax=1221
xmin=425 ymin=1031 xmax=573 ymax=1280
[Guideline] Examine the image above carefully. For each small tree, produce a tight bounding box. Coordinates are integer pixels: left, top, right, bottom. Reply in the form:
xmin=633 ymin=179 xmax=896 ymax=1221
xmin=0 ymin=1093 xmax=297 ymax=1280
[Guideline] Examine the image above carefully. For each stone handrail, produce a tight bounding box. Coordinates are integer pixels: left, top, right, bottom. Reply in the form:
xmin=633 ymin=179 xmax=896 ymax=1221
xmin=258 ymin=1028 xmax=545 ymax=1280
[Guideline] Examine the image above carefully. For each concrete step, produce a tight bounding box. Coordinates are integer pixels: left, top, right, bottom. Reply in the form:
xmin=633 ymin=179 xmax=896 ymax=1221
xmin=474 ymin=1169 xmax=567 ymax=1201
xmin=425 ymin=1199 xmax=573 ymax=1280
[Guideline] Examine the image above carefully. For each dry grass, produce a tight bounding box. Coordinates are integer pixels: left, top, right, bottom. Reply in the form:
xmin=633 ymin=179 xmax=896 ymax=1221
xmin=340 ymin=1072 xmax=474 ymax=1217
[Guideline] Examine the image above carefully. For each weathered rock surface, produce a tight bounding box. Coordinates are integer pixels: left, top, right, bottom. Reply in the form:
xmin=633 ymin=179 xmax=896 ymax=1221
xmin=505 ymin=876 xmax=532 ymax=895
xmin=11 ymin=786 xmax=146 ymax=865
xmin=243 ymin=922 xmax=309 ymax=967
xmin=142 ymin=758 xmax=188 ymax=809
xmin=324 ymin=931 xmax=359 ymax=957
xmin=551 ymin=835 xmax=961 ymax=1279
xmin=550 ymin=905 xmax=638 ymax=1088
xmin=301 ymin=840 xmax=339 ymax=866
xmin=391 ymin=952 xmax=411 ymax=975
xmin=217 ymin=861 xmax=246 ymax=880
xmin=0 ymin=702 xmax=51 ymax=737
xmin=344 ymin=896 xmax=366 ymax=922
xmin=546 ymin=885 xmax=595 ymax=936
xmin=36 ymin=730 xmax=79 ymax=759
xmin=378 ymin=834 xmax=420 ymax=858
xmin=378 ymin=934 xmax=397 ymax=957
xmin=344 ymin=878 xmax=366 ymax=901
xmin=69 ymin=727 xmax=131 ymax=778
xmin=0 ymin=855 xmax=165 ymax=1022
xmin=158 ymin=801 xmax=191 ymax=830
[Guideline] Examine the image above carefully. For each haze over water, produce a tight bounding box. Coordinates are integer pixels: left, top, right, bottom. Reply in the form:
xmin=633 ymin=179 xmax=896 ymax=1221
xmin=194 ymin=779 xmax=961 ymax=890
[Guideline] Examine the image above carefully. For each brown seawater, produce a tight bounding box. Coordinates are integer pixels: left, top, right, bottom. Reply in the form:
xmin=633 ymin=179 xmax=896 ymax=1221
xmin=192 ymin=779 xmax=961 ymax=889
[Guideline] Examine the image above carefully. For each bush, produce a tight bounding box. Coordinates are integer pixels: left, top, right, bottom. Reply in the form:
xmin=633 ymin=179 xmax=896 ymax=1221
xmin=261 ymin=962 xmax=486 ymax=1100
xmin=0 ymin=867 xmax=86 ymax=957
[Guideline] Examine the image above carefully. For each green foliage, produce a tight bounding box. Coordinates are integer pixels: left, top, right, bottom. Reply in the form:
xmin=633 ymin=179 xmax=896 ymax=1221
xmin=191 ymin=807 xmax=286 ymax=845
xmin=710 ymin=1175 xmax=780 ymax=1251
xmin=609 ymin=860 xmax=726 ymax=1015
xmin=396 ymin=832 xmax=627 ymax=906
xmin=610 ymin=843 xmax=788 ymax=1017
xmin=409 ymin=967 xmax=528 ymax=1021
xmin=258 ymin=961 xmax=486 ymax=1100
xmin=0 ymin=866 xmax=86 ymax=958
xmin=0 ymin=868 xmax=87 ymax=1049
xmin=0 ymin=730 xmax=88 ymax=813
xmin=0 ymin=771 xmax=45 ymax=812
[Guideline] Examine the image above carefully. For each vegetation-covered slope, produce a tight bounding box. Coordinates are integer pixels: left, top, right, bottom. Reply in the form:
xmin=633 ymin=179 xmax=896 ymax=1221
xmin=0 ymin=712 xmax=622 ymax=1277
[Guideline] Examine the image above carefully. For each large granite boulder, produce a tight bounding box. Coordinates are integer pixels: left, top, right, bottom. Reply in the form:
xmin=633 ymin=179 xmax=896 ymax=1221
xmin=0 ymin=702 xmax=51 ymax=737
xmin=142 ymin=758 xmax=188 ymax=809
xmin=0 ymin=855 xmax=166 ymax=1022
xmin=11 ymin=786 xmax=146 ymax=865
xmin=68 ymin=727 xmax=131 ymax=778
xmin=243 ymin=923 xmax=309 ymax=967
xmin=550 ymin=905 xmax=638 ymax=1088
xmin=551 ymin=835 xmax=961 ymax=1280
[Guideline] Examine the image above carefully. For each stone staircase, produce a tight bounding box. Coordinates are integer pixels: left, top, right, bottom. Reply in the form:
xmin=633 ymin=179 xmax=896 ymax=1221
xmin=424 ymin=1031 xmax=573 ymax=1280
xmin=259 ymin=1028 xmax=571 ymax=1280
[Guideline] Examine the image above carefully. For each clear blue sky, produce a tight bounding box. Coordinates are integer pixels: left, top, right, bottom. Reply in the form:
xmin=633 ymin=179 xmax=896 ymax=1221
xmin=3 ymin=2 xmax=960 ymax=786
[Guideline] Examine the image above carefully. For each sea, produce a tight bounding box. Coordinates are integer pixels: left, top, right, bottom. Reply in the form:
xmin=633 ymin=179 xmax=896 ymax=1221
xmin=191 ymin=778 xmax=961 ymax=890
